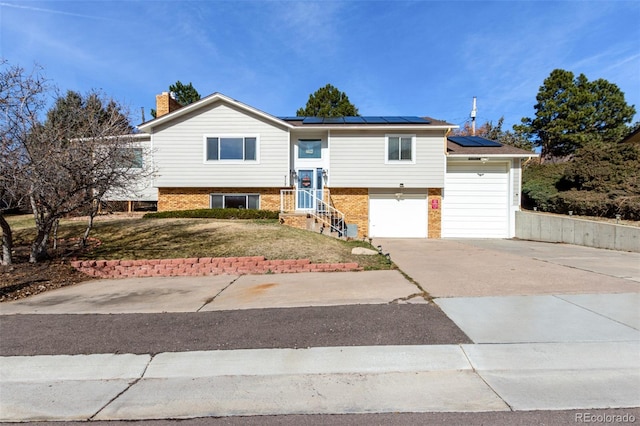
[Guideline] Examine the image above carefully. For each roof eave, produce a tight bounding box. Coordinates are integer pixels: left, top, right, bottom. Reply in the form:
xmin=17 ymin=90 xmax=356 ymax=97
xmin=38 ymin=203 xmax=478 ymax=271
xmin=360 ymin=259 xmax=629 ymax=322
xmin=293 ymin=124 xmax=457 ymax=131
xmin=447 ymin=153 xmax=539 ymax=158
xmin=137 ymin=93 xmax=293 ymax=133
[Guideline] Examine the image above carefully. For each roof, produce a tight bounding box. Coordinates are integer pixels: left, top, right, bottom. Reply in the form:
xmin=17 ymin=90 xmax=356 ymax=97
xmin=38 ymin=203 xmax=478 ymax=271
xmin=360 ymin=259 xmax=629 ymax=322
xmin=447 ymin=136 xmax=537 ymax=157
xmin=137 ymin=91 xmax=457 ymax=132
xmin=621 ymin=127 xmax=640 ymax=144
xmin=138 ymin=92 xmax=292 ymax=132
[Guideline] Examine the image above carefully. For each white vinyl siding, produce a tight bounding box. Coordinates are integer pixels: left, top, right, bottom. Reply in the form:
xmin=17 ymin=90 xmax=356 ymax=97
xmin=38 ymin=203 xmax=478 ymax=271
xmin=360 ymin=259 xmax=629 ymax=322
xmin=103 ymin=139 xmax=157 ymax=201
xmin=153 ymin=103 xmax=289 ymax=187
xmin=328 ymin=130 xmax=445 ymax=188
xmin=512 ymin=158 xmax=521 ymax=206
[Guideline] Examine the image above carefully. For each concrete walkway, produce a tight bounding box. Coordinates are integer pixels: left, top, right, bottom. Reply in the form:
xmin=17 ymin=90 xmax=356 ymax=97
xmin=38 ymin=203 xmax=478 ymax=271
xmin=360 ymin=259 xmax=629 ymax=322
xmin=0 ymin=270 xmax=425 ymax=315
xmin=1 ymin=239 xmax=639 ymax=422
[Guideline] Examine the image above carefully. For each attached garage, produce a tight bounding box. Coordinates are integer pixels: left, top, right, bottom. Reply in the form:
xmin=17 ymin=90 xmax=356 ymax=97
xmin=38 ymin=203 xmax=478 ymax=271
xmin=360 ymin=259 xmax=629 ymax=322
xmin=369 ymin=192 xmax=428 ymax=238
xmin=442 ymin=162 xmax=510 ymax=238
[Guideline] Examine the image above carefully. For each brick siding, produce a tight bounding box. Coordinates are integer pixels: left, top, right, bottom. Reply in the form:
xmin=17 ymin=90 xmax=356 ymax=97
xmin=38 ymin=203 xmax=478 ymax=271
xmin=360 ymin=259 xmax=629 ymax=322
xmin=428 ymin=188 xmax=442 ymax=239
xmin=327 ymin=188 xmax=369 ymax=238
xmin=158 ymin=187 xmax=281 ymax=212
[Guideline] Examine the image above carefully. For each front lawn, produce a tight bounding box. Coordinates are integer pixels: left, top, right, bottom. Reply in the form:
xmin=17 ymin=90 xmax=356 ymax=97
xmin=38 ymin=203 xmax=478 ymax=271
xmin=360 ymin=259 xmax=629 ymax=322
xmin=2 ymin=214 xmax=392 ymax=301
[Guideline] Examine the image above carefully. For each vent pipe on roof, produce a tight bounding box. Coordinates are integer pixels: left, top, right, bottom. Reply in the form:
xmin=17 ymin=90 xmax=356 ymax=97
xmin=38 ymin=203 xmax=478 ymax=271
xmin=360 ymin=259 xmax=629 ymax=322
xmin=470 ymin=96 xmax=477 ymax=136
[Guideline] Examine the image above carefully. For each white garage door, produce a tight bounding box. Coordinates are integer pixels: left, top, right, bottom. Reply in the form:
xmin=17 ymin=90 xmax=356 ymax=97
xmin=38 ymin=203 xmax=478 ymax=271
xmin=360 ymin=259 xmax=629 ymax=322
xmin=442 ymin=162 xmax=509 ymax=238
xmin=369 ymin=194 xmax=427 ymax=238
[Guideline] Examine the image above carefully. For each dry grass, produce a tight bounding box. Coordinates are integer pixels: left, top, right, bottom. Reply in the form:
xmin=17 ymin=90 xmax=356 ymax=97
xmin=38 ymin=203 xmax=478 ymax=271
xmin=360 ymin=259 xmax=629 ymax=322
xmin=5 ymin=214 xmax=392 ymax=270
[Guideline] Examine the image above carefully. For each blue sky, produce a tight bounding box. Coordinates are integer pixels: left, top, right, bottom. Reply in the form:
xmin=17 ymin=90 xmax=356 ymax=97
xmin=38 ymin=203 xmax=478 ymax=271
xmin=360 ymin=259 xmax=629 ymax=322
xmin=1 ymin=0 xmax=639 ymax=130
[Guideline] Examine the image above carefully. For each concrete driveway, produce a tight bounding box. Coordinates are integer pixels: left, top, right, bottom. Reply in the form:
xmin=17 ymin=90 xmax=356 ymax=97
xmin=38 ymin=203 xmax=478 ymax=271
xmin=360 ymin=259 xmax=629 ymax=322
xmin=376 ymin=238 xmax=640 ymax=297
xmin=378 ymin=238 xmax=640 ymax=345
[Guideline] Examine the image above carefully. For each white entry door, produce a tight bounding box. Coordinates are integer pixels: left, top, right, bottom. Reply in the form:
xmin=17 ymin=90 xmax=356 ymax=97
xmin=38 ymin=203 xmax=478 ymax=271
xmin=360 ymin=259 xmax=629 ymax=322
xmin=442 ymin=162 xmax=509 ymax=238
xmin=369 ymin=194 xmax=428 ymax=238
xmin=296 ymin=168 xmax=323 ymax=210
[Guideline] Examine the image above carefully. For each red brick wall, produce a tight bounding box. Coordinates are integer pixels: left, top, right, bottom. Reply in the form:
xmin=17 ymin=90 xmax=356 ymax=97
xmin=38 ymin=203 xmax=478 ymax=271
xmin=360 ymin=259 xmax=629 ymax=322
xmin=71 ymin=257 xmax=361 ymax=278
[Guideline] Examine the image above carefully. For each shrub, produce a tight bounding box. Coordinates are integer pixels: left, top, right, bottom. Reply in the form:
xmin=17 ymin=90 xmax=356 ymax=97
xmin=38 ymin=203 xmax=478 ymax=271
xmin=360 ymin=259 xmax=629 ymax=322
xmin=522 ymin=162 xmax=568 ymax=211
xmin=143 ymin=208 xmax=279 ymax=220
xmin=522 ymin=142 xmax=640 ymax=220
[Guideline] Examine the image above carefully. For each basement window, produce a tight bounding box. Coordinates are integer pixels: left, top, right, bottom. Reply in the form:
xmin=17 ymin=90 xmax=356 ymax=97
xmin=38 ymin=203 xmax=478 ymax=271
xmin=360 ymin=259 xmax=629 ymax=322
xmin=210 ymin=194 xmax=260 ymax=209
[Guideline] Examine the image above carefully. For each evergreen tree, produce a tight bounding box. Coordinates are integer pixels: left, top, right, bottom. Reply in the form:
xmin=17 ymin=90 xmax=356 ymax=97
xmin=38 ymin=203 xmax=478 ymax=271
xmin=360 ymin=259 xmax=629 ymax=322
xmin=296 ymin=84 xmax=359 ymax=117
xmin=515 ymin=69 xmax=635 ymax=159
xmin=169 ymin=80 xmax=201 ymax=106
xmin=150 ymin=81 xmax=201 ymax=118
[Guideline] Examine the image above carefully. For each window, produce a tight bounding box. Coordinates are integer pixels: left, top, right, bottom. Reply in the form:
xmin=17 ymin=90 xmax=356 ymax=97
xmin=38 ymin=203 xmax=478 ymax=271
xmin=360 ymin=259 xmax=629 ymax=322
xmin=386 ymin=135 xmax=415 ymax=163
xmin=210 ymin=194 xmax=260 ymax=209
xmin=115 ymin=148 xmax=143 ymax=168
xmin=298 ymin=140 xmax=322 ymax=159
xmin=206 ymin=136 xmax=257 ymax=161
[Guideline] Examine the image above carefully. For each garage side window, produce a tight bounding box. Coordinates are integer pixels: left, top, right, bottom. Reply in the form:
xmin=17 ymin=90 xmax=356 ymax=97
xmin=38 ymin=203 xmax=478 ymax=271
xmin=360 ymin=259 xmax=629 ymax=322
xmin=386 ymin=135 xmax=415 ymax=163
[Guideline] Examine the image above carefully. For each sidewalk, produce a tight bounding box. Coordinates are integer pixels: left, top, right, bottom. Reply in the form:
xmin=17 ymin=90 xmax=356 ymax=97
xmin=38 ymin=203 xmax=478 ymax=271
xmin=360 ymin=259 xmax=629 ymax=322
xmin=3 ymin=342 xmax=639 ymax=421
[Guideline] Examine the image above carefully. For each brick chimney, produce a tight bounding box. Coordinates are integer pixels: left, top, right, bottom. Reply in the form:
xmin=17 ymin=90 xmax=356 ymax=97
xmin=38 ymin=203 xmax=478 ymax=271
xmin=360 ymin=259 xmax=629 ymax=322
xmin=155 ymin=92 xmax=182 ymax=117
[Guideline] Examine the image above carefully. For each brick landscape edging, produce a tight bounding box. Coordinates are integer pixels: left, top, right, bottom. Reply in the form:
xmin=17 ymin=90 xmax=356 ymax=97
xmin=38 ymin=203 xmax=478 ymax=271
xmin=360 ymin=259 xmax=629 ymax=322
xmin=70 ymin=256 xmax=361 ymax=279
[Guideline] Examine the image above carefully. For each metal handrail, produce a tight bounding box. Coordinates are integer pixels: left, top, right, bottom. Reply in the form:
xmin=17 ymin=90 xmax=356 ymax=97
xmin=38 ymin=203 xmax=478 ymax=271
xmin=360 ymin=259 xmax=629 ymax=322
xmin=280 ymin=189 xmax=346 ymax=237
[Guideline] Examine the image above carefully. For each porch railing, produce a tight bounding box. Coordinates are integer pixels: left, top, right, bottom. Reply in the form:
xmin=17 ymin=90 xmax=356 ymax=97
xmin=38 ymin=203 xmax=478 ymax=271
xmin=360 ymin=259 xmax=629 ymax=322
xmin=280 ymin=189 xmax=346 ymax=237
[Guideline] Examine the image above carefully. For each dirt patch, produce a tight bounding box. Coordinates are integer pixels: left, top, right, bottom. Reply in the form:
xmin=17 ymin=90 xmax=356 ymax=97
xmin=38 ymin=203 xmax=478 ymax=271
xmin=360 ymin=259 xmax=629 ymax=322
xmin=0 ymin=262 xmax=94 ymax=302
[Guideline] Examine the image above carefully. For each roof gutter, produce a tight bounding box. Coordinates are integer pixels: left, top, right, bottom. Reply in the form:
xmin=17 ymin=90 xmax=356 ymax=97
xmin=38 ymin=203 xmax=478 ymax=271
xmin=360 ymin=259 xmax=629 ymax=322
xmin=447 ymin=153 xmax=539 ymax=159
xmin=292 ymin=124 xmax=456 ymax=131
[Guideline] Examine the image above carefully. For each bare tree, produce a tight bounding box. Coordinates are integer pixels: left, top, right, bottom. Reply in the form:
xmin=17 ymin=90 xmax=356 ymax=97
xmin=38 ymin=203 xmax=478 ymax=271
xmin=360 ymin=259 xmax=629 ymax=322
xmin=0 ymin=61 xmax=49 ymax=265
xmin=26 ymin=89 xmax=148 ymax=262
xmin=1 ymin=60 xmax=151 ymax=264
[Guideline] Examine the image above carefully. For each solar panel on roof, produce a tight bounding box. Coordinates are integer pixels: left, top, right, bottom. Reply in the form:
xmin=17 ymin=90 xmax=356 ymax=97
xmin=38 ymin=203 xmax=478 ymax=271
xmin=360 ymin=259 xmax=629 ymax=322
xmin=279 ymin=116 xmax=304 ymax=121
xmin=362 ymin=116 xmax=388 ymax=124
xmin=302 ymin=117 xmax=324 ymax=124
xmin=448 ymin=136 xmax=502 ymax=147
xmin=383 ymin=116 xmax=409 ymax=123
xmin=344 ymin=116 xmax=366 ymax=123
xmin=323 ymin=117 xmax=345 ymax=124
xmin=402 ymin=116 xmax=431 ymax=124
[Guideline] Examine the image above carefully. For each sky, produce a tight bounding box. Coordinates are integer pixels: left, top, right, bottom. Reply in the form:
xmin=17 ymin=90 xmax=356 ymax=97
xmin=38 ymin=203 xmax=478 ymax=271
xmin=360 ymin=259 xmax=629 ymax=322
xmin=1 ymin=0 xmax=639 ymax=131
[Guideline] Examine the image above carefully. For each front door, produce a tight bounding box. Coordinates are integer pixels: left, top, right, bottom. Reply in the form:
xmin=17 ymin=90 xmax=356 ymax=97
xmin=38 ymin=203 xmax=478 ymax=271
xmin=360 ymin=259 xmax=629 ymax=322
xmin=297 ymin=168 xmax=323 ymax=210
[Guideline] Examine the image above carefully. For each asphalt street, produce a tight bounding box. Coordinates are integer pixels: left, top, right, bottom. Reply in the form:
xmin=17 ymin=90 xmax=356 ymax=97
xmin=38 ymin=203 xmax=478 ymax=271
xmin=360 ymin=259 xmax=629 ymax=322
xmin=0 ymin=304 xmax=471 ymax=356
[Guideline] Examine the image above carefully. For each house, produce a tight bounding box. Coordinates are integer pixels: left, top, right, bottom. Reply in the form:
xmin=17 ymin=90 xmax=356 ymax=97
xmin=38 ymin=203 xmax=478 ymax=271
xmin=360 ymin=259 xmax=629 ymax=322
xmin=100 ymin=133 xmax=158 ymax=212
xmin=621 ymin=126 xmax=640 ymax=145
xmin=136 ymin=92 xmax=536 ymax=238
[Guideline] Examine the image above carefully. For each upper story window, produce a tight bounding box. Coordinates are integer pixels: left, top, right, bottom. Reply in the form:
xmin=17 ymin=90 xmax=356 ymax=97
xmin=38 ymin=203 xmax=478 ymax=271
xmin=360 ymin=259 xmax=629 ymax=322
xmin=205 ymin=136 xmax=257 ymax=161
xmin=386 ymin=135 xmax=415 ymax=163
xmin=298 ymin=140 xmax=322 ymax=159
